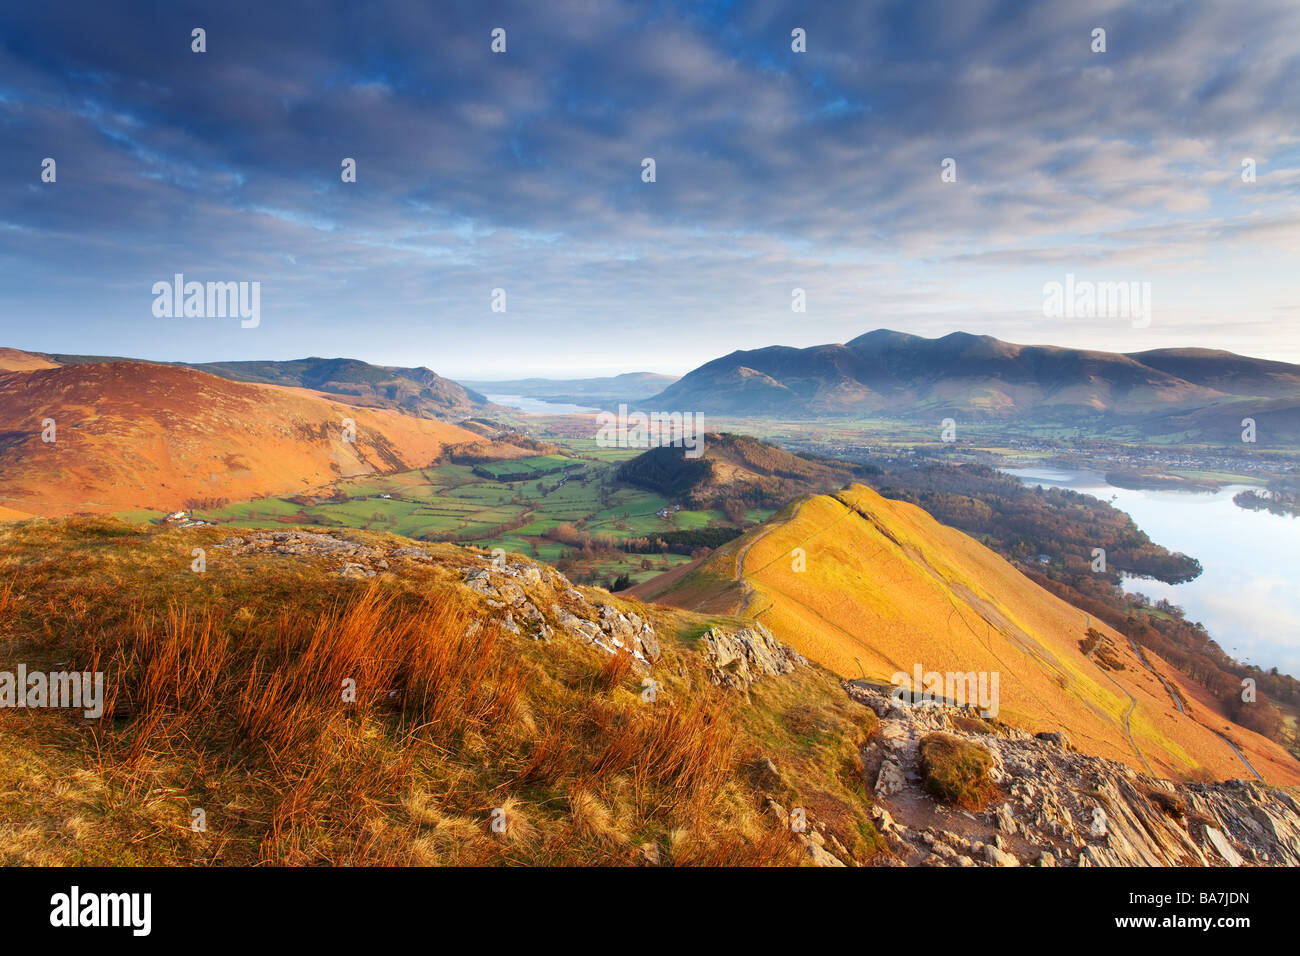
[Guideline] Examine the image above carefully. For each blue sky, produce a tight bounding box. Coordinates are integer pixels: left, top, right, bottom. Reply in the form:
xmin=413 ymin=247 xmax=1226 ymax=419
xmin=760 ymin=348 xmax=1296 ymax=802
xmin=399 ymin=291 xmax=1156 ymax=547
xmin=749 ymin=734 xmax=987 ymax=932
xmin=2 ymin=0 xmax=1298 ymax=377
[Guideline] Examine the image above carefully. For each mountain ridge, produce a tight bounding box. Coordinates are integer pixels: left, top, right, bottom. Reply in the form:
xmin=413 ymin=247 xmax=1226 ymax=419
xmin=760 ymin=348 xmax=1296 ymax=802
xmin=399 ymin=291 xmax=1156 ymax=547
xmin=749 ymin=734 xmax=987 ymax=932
xmin=631 ymin=482 xmax=1300 ymax=786
xmin=0 ymin=360 xmax=498 ymax=517
xmin=645 ymin=330 xmax=1300 ymax=432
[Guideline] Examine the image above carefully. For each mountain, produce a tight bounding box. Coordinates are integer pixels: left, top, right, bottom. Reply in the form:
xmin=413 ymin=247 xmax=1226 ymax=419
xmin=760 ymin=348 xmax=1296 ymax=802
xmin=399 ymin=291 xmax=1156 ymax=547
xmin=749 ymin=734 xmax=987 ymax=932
xmin=462 ymin=371 xmax=678 ymax=410
xmin=0 ymin=361 xmax=491 ymax=517
xmin=1129 ymin=347 xmax=1300 ymax=398
xmin=615 ymin=432 xmax=864 ymax=507
xmin=0 ymin=348 xmax=59 ymax=373
xmin=185 ymin=357 xmax=490 ymax=421
xmin=630 ymin=483 xmax=1300 ymax=786
xmin=39 ymin=353 xmax=490 ymax=422
xmin=646 ymin=330 xmax=1300 ymax=432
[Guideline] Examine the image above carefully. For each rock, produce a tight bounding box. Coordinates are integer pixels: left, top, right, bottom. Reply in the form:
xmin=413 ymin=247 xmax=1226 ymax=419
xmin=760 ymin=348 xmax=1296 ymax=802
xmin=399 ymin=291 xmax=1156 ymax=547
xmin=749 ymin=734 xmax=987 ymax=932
xmin=340 ymin=563 xmax=375 ymax=579
xmin=1204 ymin=827 xmax=1244 ymax=867
xmin=1038 ymin=851 xmax=1057 ymax=867
xmin=464 ymin=571 xmax=497 ymax=596
xmin=1089 ymin=807 xmax=1108 ymax=839
xmin=497 ymin=582 xmax=527 ymax=606
xmin=875 ymin=759 xmax=906 ymax=797
xmin=700 ymin=623 xmax=804 ymax=692
xmin=1035 ymin=731 xmax=1075 ymax=751
xmin=766 ymin=799 xmax=788 ymax=825
xmin=802 ymin=837 xmax=845 ymax=867
xmin=636 ymin=629 xmax=661 ymax=662
xmin=984 ymin=844 xmax=1020 ymax=867
xmin=877 ymin=720 xmax=910 ymax=749
xmin=392 ymin=546 xmax=431 ymax=561
xmin=872 ymin=806 xmax=897 ymax=833
xmin=995 ymin=802 xmax=1017 ymax=833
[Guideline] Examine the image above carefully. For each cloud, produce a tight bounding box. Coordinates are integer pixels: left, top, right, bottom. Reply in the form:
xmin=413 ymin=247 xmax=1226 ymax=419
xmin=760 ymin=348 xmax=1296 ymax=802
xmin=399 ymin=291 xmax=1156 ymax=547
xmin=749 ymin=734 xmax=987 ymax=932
xmin=1 ymin=0 xmax=1298 ymax=374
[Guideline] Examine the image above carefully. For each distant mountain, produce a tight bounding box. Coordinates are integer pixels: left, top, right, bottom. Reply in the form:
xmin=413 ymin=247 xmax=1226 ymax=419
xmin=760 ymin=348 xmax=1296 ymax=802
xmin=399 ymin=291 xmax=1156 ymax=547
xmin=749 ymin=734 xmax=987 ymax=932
xmin=463 ymin=371 xmax=678 ymax=409
xmin=0 ymin=348 xmax=59 ymax=372
xmin=646 ymin=331 xmax=1300 ymax=436
xmin=1127 ymin=348 xmax=1300 ymax=398
xmin=40 ymin=353 xmax=490 ymax=422
xmin=182 ymin=357 xmax=490 ymax=421
xmin=0 ymin=360 xmax=490 ymax=517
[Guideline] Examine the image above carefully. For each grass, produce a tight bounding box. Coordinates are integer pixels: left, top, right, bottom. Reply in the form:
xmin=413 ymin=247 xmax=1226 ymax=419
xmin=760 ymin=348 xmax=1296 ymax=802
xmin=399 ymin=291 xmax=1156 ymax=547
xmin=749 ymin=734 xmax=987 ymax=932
xmin=0 ymin=516 xmax=882 ymax=866
xmin=160 ymin=446 xmax=772 ymax=588
xmin=919 ymin=733 xmax=998 ymax=811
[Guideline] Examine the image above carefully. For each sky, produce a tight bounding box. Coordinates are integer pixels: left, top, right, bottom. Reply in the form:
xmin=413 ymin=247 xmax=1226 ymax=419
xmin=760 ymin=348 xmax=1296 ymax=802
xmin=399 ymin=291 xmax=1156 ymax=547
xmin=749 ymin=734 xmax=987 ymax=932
xmin=1 ymin=0 xmax=1298 ymax=379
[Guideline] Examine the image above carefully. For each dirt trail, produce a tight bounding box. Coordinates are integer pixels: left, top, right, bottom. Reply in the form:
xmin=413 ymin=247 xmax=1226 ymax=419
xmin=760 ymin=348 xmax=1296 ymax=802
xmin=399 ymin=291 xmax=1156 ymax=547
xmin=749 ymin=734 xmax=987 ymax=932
xmin=731 ymin=498 xmax=812 ymax=614
xmin=1082 ymin=614 xmax=1155 ymax=775
xmin=1123 ymin=633 xmax=1263 ymax=782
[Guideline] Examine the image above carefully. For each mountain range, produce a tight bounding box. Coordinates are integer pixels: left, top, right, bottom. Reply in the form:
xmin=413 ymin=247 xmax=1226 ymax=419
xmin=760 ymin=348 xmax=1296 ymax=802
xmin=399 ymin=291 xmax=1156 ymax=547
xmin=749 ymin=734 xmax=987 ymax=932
xmin=645 ymin=330 xmax=1300 ymax=438
xmin=35 ymin=352 xmax=490 ymax=421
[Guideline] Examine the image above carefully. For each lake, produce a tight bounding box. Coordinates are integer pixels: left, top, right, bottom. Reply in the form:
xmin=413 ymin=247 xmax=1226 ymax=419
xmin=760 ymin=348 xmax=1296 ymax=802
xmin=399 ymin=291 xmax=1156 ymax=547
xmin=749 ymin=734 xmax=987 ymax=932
xmin=484 ymin=394 xmax=600 ymax=415
xmin=1003 ymin=467 xmax=1300 ymax=676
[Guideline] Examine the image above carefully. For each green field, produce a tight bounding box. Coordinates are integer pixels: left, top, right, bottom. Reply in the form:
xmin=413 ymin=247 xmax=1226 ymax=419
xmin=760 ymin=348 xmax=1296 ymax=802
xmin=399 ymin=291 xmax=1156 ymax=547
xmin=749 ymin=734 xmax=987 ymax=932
xmin=181 ymin=447 xmax=768 ymax=586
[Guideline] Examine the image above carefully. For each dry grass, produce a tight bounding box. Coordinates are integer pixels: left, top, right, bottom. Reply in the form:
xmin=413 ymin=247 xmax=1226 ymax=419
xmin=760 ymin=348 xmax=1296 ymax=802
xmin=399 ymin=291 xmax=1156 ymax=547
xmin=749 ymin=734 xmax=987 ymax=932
xmin=0 ymin=517 xmax=883 ymax=866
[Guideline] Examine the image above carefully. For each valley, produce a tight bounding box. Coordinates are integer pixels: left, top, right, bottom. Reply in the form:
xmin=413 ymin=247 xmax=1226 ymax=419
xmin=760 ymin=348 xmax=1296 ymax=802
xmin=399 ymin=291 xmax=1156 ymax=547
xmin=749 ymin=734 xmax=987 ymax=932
xmin=2 ymin=338 xmax=1299 ymax=869
xmin=175 ymin=442 xmax=768 ymax=590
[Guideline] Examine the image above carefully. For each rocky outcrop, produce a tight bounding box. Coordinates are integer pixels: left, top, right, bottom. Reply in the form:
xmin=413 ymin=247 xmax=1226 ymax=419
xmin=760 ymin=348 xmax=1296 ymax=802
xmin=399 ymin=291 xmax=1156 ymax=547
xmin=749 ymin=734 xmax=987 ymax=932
xmin=464 ymin=561 xmax=664 ymax=665
xmin=216 ymin=530 xmax=389 ymax=567
xmin=848 ymin=684 xmax=1300 ymax=867
xmin=699 ymin=623 xmax=806 ymax=692
xmin=214 ymin=531 xmax=808 ymax=695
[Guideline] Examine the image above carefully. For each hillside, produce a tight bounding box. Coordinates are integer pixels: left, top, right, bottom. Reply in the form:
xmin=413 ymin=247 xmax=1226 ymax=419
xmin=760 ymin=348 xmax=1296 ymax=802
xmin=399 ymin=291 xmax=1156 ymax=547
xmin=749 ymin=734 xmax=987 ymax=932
xmin=36 ymin=353 xmax=490 ymax=422
xmin=0 ymin=348 xmax=59 ymax=373
xmin=615 ymin=432 xmax=863 ymax=508
xmin=630 ymin=483 xmax=1300 ymax=787
xmin=0 ymin=517 xmax=878 ymax=866
xmin=0 ymin=361 xmax=489 ymax=517
xmin=185 ymin=357 xmax=490 ymax=421
xmin=647 ymin=330 xmax=1300 ymax=435
xmin=1 ymin=516 xmax=1295 ymax=867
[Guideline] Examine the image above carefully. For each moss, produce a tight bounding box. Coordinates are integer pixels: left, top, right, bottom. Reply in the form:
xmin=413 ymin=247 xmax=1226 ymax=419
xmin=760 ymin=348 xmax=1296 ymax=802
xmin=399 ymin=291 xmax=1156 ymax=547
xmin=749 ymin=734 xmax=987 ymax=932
xmin=919 ymin=732 xmax=998 ymax=811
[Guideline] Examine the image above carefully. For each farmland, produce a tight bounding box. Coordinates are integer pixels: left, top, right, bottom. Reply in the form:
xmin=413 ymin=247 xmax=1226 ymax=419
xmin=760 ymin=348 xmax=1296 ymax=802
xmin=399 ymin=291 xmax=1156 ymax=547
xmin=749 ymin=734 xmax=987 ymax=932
xmin=186 ymin=446 xmax=773 ymax=587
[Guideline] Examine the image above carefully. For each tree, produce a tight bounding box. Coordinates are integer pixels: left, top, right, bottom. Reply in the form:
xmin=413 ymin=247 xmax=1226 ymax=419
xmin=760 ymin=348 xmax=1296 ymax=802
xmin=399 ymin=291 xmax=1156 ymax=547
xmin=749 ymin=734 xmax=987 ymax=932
xmin=722 ymin=497 xmax=747 ymax=524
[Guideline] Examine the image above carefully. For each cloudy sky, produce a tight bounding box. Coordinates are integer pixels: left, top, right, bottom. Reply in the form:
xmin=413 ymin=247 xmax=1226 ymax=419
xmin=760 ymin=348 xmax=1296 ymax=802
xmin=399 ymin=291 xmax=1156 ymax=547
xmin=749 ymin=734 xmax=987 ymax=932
xmin=2 ymin=0 xmax=1298 ymax=377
